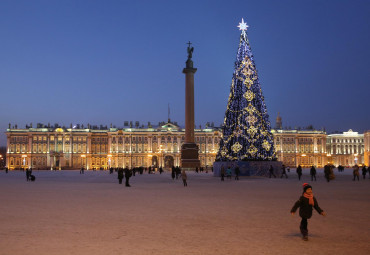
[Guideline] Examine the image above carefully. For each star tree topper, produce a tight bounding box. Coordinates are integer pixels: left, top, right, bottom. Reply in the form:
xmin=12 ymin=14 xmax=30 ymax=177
xmin=237 ymin=18 xmax=249 ymax=40
xmin=237 ymin=18 xmax=249 ymax=31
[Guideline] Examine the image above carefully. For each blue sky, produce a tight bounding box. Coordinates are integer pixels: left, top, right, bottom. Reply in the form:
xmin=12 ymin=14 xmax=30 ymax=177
xmin=1 ymin=0 xmax=369 ymax=146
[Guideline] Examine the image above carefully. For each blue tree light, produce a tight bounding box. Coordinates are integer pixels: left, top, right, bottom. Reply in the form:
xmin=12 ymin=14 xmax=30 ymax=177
xmin=216 ymin=18 xmax=276 ymax=161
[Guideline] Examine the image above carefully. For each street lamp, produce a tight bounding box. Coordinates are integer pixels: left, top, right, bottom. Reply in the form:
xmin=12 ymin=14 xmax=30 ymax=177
xmin=159 ymin=144 xmax=164 ymax=169
xmin=22 ymin=154 xmax=27 ymax=169
xmin=107 ymin=154 xmax=112 ymax=169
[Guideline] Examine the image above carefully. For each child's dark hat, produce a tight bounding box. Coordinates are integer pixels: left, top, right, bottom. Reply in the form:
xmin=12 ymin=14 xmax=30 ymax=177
xmin=302 ymin=183 xmax=312 ymax=192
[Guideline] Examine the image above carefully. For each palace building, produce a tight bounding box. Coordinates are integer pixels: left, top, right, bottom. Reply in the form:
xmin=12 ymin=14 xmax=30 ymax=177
xmin=362 ymin=130 xmax=369 ymax=166
xmin=272 ymin=129 xmax=327 ymax=168
xmin=5 ymin=120 xmax=366 ymax=170
xmin=326 ymin=130 xmax=365 ymax=167
xmin=5 ymin=122 xmax=220 ymax=170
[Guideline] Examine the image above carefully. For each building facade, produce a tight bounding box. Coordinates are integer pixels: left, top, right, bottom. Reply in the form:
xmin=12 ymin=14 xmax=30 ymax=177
xmin=326 ymin=130 xmax=364 ymax=167
xmin=5 ymin=122 xmax=367 ymax=170
xmin=272 ymin=129 xmax=327 ymax=168
xmin=6 ymin=122 xmax=220 ymax=170
xmin=363 ymin=130 xmax=370 ymax=166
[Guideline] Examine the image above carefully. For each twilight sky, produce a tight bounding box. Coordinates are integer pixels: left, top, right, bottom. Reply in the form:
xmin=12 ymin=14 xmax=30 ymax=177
xmin=1 ymin=0 xmax=369 ymax=146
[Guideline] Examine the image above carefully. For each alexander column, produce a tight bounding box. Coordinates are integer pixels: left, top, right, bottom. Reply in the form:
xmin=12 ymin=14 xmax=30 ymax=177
xmin=181 ymin=42 xmax=200 ymax=169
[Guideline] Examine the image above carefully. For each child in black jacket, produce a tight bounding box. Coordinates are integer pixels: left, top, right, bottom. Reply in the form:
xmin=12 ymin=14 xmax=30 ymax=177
xmin=291 ymin=183 xmax=326 ymax=241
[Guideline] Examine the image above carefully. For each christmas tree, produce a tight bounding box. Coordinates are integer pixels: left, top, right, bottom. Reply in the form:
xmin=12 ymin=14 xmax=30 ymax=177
xmin=216 ymin=18 xmax=276 ymax=161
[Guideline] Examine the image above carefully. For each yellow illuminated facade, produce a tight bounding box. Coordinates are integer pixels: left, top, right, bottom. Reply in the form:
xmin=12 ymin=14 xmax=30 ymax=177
xmin=363 ymin=130 xmax=370 ymax=166
xmin=272 ymin=129 xmax=327 ymax=168
xmin=326 ymin=130 xmax=365 ymax=166
xmin=6 ymin=122 xmax=220 ymax=170
xmin=5 ymin=122 xmax=367 ymax=170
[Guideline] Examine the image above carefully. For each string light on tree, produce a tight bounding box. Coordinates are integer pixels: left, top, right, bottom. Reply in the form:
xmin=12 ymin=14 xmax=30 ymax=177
xmin=216 ymin=18 xmax=276 ymax=162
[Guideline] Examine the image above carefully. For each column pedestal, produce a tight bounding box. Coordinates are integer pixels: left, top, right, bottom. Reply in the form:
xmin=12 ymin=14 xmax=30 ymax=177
xmin=181 ymin=143 xmax=200 ymax=169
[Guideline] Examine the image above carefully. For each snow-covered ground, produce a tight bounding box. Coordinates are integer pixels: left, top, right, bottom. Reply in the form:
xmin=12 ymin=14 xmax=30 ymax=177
xmin=0 ymin=168 xmax=369 ymax=255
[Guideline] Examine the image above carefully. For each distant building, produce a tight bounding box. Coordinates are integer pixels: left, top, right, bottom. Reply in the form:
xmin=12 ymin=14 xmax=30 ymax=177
xmin=364 ymin=130 xmax=370 ymax=166
xmin=5 ymin=122 xmax=220 ymax=170
xmin=5 ymin=120 xmax=367 ymax=170
xmin=272 ymin=129 xmax=327 ymax=168
xmin=326 ymin=130 xmax=364 ymax=166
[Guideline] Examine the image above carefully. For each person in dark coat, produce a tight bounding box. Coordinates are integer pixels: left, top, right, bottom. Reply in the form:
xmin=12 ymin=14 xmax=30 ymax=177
xmin=291 ymin=183 xmax=326 ymax=241
xmin=361 ymin=166 xmax=367 ymax=179
xmin=234 ymin=165 xmax=240 ymax=180
xmin=176 ymin=167 xmax=181 ymax=179
xmin=324 ymin=165 xmax=330 ymax=182
xmin=269 ymin=165 xmax=276 ymax=178
xmin=26 ymin=168 xmax=30 ymax=181
xmin=280 ymin=165 xmax=288 ymax=179
xmin=353 ymin=165 xmax=360 ymax=181
xmin=5 ymin=167 xmax=8 ymax=174
xmin=296 ymin=165 xmax=302 ymax=180
xmin=124 ymin=168 xmax=132 ymax=187
xmin=171 ymin=166 xmax=176 ymax=180
xmin=310 ymin=166 xmax=317 ymax=181
xmin=117 ymin=168 xmax=124 ymax=184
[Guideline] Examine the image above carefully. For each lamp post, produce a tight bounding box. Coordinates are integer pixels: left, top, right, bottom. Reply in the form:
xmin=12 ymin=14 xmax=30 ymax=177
xmin=22 ymin=154 xmax=27 ymax=170
xmin=108 ymin=154 xmax=112 ymax=170
xmin=159 ymin=144 xmax=164 ymax=169
xmin=354 ymin=153 xmax=358 ymax=165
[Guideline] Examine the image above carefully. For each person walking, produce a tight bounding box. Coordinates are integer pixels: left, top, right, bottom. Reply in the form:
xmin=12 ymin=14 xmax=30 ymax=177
xmin=171 ymin=166 xmax=176 ymax=180
xmin=280 ymin=165 xmax=288 ymax=179
xmin=181 ymin=170 xmax=187 ymax=187
xmin=296 ymin=165 xmax=302 ymax=181
xmin=291 ymin=183 xmax=326 ymax=241
xmin=176 ymin=167 xmax=181 ymax=179
xmin=361 ymin=166 xmax=367 ymax=180
xmin=117 ymin=168 xmax=124 ymax=184
xmin=310 ymin=166 xmax=317 ymax=181
xmin=220 ymin=165 xmax=225 ymax=181
xmin=353 ymin=165 xmax=360 ymax=181
xmin=26 ymin=168 xmax=30 ymax=181
xmin=269 ymin=165 xmax=276 ymax=178
xmin=125 ymin=168 xmax=132 ymax=187
xmin=234 ymin=165 xmax=240 ymax=180
xmin=324 ymin=165 xmax=330 ymax=182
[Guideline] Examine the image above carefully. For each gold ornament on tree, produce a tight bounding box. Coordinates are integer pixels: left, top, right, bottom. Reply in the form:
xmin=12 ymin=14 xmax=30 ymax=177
xmin=231 ymin=142 xmax=243 ymax=153
xmin=248 ymin=145 xmax=258 ymax=156
xmin=243 ymin=90 xmax=255 ymax=102
xmin=262 ymin=140 xmax=271 ymax=151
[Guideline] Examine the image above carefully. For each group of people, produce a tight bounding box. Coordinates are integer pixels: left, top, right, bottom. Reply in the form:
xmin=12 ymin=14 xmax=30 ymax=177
xmin=117 ymin=168 xmax=132 ymax=187
xmin=171 ymin=166 xmax=187 ymax=186
xmin=195 ymin=166 xmax=212 ymax=173
xmin=220 ymin=165 xmax=240 ymax=181
xmin=352 ymin=164 xmax=370 ymax=181
xmin=25 ymin=168 xmax=35 ymax=181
